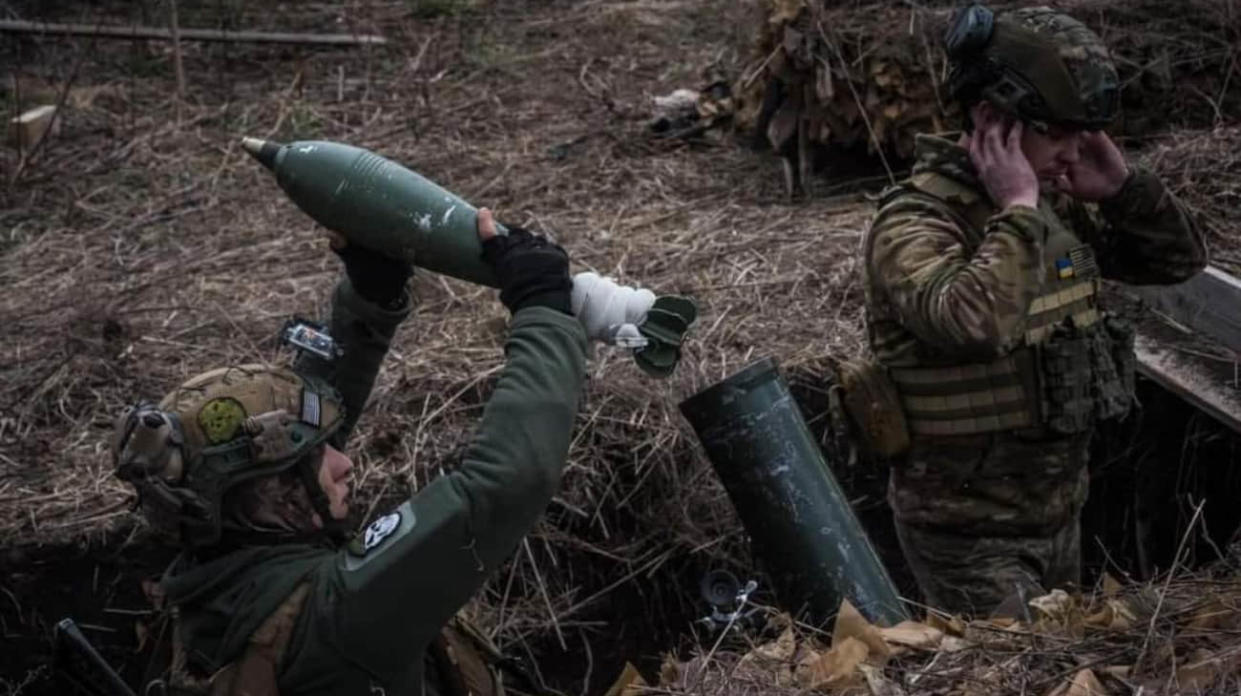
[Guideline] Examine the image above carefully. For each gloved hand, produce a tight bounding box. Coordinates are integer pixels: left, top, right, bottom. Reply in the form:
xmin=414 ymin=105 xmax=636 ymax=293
xmin=477 ymin=208 xmax=572 ymax=315
xmin=329 ymin=232 xmax=413 ymax=309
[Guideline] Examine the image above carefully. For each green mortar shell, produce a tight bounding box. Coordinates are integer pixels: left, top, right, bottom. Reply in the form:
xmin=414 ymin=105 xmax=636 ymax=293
xmin=246 ymin=138 xmax=500 ymax=287
xmin=680 ymin=357 xmax=910 ymax=627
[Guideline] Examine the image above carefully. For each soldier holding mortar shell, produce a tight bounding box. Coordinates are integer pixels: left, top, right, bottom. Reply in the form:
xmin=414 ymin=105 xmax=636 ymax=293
xmin=113 ymin=208 xmax=595 ymax=695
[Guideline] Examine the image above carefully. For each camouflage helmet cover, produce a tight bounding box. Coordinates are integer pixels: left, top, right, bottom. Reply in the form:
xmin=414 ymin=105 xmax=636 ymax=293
xmin=946 ymin=4 xmax=1120 ymax=131
xmin=112 ymin=364 xmax=344 ymax=547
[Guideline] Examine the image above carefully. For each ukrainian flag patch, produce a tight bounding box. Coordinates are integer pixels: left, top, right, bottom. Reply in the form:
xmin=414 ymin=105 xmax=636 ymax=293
xmin=1055 ymin=257 xmax=1075 ymax=279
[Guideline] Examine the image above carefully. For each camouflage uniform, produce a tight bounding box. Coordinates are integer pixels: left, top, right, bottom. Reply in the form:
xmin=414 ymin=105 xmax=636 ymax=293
xmin=864 ymin=133 xmax=1206 ymax=616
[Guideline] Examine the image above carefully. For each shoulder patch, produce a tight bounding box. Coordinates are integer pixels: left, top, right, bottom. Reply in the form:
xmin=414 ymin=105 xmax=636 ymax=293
xmin=348 ymin=511 xmax=402 ymax=557
xmin=198 ymin=397 xmax=246 ymax=444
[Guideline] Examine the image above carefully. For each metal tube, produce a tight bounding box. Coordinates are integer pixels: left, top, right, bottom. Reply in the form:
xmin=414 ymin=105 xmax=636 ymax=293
xmin=680 ymin=357 xmax=909 ymax=626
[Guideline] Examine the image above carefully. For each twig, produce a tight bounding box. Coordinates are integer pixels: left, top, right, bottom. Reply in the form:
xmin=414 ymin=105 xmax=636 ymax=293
xmin=1133 ymin=498 xmax=1207 ymax=673
xmin=168 ymin=0 xmax=186 ymax=123
xmin=524 ymin=538 xmax=567 ymax=650
xmin=0 ymin=20 xmax=388 ymax=46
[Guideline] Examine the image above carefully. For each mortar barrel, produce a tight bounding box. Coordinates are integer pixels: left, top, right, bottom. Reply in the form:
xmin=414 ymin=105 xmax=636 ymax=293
xmin=680 ymin=357 xmax=909 ymax=626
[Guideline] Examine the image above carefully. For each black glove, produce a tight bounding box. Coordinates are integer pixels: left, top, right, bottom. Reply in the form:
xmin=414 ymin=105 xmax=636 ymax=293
xmin=332 ymin=241 xmax=413 ymax=309
xmin=480 ymin=226 xmax=572 ymax=315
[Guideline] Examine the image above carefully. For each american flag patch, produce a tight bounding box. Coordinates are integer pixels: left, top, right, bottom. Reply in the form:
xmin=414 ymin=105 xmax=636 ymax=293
xmin=1068 ymin=244 xmax=1099 ymax=279
xmin=301 ymin=390 xmax=321 ymax=426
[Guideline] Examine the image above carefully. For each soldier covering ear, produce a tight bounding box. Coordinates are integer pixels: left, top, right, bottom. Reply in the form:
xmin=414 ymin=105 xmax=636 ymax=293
xmin=857 ymin=4 xmax=1206 ymax=616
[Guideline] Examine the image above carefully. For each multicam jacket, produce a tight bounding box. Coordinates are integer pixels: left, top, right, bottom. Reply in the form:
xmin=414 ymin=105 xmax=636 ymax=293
xmin=863 ymin=134 xmax=1205 ymax=437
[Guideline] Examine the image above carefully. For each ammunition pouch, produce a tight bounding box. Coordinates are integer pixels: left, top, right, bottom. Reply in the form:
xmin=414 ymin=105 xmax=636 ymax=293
xmin=834 ymin=358 xmax=910 ymax=459
xmin=890 ymin=352 xmax=1038 ymax=437
xmin=1038 ymin=324 xmax=1095 ymax=436
xmin=1099 ymin=315 xmax=1136 ymax=420
xmin=887 ymin=312 xmax=1135 ymax=439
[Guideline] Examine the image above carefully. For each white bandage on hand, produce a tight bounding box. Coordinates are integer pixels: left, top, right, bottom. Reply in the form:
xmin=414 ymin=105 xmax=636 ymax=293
xmin=570 ymin=271 xmax=656 ymax=347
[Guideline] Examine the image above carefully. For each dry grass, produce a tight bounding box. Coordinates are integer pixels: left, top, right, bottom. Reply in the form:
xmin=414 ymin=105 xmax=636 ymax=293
xmin=0 ymin=0 xmax=869 ymax=684
xmin=2 ymin=0 xmax=1240 ymax=692
xmin=653 ymin=560 xmax=1241 ymax=695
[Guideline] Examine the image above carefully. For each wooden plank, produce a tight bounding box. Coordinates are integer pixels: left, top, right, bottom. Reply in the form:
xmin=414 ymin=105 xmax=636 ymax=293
xmin=1129 ymin=266 xmax=1241 ymax=354
xmin=1135 ymin=333 xmax=1241 ymax=435
xmin=6 ymin=105 xmax=59 ymax=149
xmin=0 ymin=19 xmax=387 ymax=46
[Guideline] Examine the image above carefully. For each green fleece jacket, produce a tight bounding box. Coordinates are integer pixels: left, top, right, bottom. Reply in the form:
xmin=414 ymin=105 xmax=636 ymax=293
xmin=161 ymin=278 xmax=588 ymax=695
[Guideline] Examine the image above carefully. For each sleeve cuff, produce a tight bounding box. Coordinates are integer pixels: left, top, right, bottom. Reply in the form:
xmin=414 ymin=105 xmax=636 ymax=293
xmin=1099 ymin=166 xmax=1161 ymax=219
xmin=336 ymin=277 xmax=412 ymax=327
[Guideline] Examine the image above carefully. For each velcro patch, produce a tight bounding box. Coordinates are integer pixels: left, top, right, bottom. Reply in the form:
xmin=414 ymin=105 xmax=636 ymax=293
xmin=301 ymin=390 xmax=321 ymax=427
xmin=348 ymin=511 xmax=401 ymax=557
xmin=198 ymin=398 xmax=246 ymax=444
xmin=1068 ymin=244 xmax=1099 ymax=279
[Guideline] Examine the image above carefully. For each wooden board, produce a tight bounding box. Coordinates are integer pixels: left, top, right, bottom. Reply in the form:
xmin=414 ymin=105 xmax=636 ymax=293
xmin=1135 ymin=335 xmax=1241 ymax=435
xmin=0 ymin=19 xmax=387 ymax=46
xmin=1119 ymin=267 xmax=1241 ymax=434
xmin=1130 ymin=266 xmax=1241 ymax=354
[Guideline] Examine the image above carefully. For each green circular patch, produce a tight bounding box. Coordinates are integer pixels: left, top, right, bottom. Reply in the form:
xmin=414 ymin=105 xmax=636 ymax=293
xmin=198 ymin=397 xmax=246 ymax=444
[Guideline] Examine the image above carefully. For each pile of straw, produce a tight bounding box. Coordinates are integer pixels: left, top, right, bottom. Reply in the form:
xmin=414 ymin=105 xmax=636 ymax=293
xmin=736 ymin=0 xmax=1241 ymax=168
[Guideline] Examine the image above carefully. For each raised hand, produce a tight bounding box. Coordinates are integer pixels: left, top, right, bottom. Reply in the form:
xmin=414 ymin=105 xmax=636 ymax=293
xmin=968 ymin=103 xmax=1040 ymax=211
xmin=1054 ymin=131 xmax=1129 ymax=201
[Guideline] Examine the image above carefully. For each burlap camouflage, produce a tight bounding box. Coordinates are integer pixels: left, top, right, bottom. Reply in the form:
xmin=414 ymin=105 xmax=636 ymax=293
xmin=863 ymin=133 xmax=1205 ymax=615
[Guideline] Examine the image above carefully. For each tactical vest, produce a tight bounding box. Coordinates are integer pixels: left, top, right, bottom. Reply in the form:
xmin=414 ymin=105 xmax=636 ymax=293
xmin=881 ymin=173 xmax=1134 ymax=438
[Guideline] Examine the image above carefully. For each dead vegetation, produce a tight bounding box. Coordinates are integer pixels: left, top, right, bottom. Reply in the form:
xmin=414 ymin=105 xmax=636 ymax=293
xmin=2 ymin=0 xmax=1240 ymax=693
xmin=737 ymin=0 xmax=1241 ymax=159
xmin=644 ymin=563 xmax=1241 ymax=695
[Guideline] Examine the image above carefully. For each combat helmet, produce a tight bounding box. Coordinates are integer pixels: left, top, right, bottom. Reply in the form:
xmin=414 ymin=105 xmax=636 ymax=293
xmin=112 ymin=365 xmax=345 ymax=547
xmin=945 ymin=4 xmax=1120 ymax=131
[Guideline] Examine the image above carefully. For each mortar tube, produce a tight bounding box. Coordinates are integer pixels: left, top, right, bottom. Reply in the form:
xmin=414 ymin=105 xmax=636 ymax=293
xmin=679 ymin=357 xmax=909 ymax=627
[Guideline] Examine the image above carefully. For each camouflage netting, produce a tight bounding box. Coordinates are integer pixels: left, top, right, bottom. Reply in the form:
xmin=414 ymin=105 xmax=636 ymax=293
xmin=735 ymin=0 xmax=1241 ymax=187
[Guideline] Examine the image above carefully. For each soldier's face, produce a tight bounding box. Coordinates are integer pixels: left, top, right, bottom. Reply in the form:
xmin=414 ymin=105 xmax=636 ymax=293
xmin=1020 ymin=124 xmax=1084 ymax=182
xmin=315 ymin=444 xmax=354 ymax=524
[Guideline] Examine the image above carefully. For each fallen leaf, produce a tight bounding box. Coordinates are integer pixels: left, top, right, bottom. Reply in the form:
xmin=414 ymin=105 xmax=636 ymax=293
xmin=833 ymin=599 xmax=892 ymax=664
xmin=1029 ymin=589 xmax=1074 ymax=621
xmin=859 ymin=662 xmax=904 ymax=696
xmin=658 ymin=653 xmax=679 ymax=685
xmin=769 ymin=0 xmax=804 ymax=25
xmin=1101 ymin=573 xmax=1122 ymax=597
xmin=745 ymin=626 xmax=797 ymax=662
xmin=796 ymin=636 xmax=869 ymax=690
xmin=1186 ymin=595 xmax=1241 ymax=631
xmin=1175 ymin=647 xmax=1241 ymax=691
xmin=1083 ymin=599 xmax=1137 ymax=631
xmin=925 ymin=612 xmax=966 ymax=636
xmin=940 ymin=636 xmax=973 ymax=652
xmin=603 ymin=662 xmax=647 ymax=696
xmin=1045 ymin=668 xmax=1109 ymax=696
xmin=878 ymin=621 xmax=943 ymax=650
xmin=1100 ymin=665 xmax=1131 ymax=680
